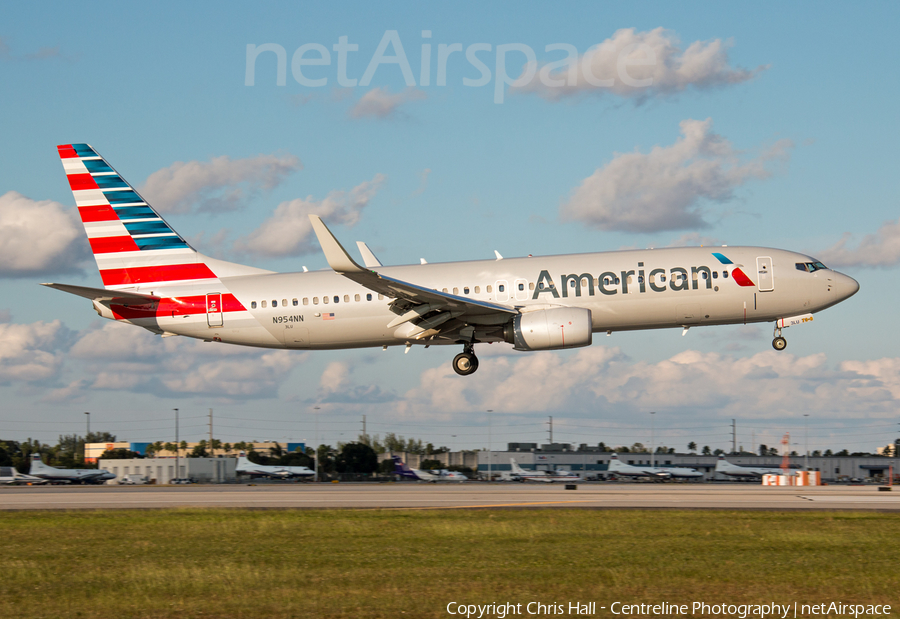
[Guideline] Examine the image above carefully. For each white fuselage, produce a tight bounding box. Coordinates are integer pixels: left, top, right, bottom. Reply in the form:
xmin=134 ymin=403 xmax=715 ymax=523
xmin=109 ymin=246 xmax=859 ymax=351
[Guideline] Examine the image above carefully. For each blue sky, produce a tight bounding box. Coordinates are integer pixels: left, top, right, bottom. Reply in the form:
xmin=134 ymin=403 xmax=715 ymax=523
xmin=1 ymin=2 xmax=898 ymax=454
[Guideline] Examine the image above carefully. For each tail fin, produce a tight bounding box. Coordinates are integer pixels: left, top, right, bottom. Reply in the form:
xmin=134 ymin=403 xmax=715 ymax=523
xmin=392 ymin=455 xmax=416 ymax=477
xmin=509 ymin=458 xmax=526 ymax=474
xmin=30 ymin=453 xmax=50 ymax=473
xmin=57 ymin=144 xmax=268 ymax=290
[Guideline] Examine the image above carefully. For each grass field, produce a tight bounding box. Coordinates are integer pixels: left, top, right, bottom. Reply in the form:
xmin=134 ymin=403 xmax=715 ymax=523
xmin=2 ymin=509 xmax=898 ymax=618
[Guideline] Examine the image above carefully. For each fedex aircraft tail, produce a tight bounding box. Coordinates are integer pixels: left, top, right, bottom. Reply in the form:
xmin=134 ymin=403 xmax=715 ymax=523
xmin=391 ymin=456 xmax=417 ymax=478
xmin=56 ymin=143 xmax=266 ymax=292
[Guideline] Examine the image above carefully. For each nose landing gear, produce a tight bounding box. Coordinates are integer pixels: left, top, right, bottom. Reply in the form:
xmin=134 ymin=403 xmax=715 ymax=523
xmin=772 ymin=323 xmax=787 ymax=351
xmin=452 ymin=343 xmax=479 ymax=376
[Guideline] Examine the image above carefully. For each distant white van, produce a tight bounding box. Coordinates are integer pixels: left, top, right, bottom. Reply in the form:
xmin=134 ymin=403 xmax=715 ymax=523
xmin=119 ymin=474 xmax=149 ymax=485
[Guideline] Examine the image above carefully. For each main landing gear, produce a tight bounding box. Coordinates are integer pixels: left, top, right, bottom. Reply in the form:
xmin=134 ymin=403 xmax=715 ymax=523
xmin=772 ymin=323 xmax=787 ymax=351
xmin=452 ymin=343 xmax=479 ymax=376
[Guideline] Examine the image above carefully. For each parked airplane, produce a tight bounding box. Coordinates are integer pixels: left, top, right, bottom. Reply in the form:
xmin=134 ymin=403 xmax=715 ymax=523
xmin=715 ymin=456 xmax=779 ymax=478
xmin=46 ymin=144 xmax=859 ymax=376
xmin=606 ymin=454 xmax=702 ymax=480
xmin=392 ymin=456 xmax=467 ymax=482
xmin=28 ymin=453 xmax=116 ymax=484
xmin=507 ymin=458 xmax=580 ymax=482
xmin=234 ymin=453 xmax=315 ymax=480
xmin=0 ymin=465 xmax=47 ymax=485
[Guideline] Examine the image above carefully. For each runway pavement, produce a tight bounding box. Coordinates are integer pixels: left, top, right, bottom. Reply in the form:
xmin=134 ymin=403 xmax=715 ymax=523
xmin=2 ymin=482 xmax=899 ymax=511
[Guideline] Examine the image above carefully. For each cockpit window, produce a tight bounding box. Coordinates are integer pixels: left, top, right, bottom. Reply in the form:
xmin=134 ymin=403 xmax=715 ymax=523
xmin=796 ymin=261 xmax=828 ymax=273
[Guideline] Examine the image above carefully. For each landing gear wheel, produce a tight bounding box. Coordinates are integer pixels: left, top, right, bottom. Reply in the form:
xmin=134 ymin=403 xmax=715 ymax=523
xmin=772 ymin=336 xmax=787 ymax=351
xmin=452 ymin=352 xmax=479 ymax=376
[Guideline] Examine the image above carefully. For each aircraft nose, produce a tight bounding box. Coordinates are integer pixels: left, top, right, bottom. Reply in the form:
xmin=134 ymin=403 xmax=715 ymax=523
xmin=834 ymin=272 xmax=860 ymax=301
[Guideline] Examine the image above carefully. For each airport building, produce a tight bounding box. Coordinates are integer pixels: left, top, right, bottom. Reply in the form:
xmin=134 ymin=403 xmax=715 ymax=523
xmin=478 ymin=443 xmax=899 ymax=482
xmin=98 ymin=457 xmax=237 ymax=484
xmin=86 ymin=441 xmax=305 ymax=463
xmin=381 ymin=450 xmax=479 ymax=470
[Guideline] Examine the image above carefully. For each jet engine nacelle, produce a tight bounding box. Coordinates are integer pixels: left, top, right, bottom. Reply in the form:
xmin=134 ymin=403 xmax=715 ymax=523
xmin=505 ymin=307 xmax=592 ymax=351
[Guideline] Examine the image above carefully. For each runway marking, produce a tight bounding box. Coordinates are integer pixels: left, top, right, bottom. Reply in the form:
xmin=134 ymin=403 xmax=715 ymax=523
xmin=384 ymin=500 xmax=596 ymax=510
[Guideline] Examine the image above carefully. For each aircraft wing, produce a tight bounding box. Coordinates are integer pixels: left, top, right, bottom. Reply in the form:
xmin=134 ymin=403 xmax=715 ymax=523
xmin=309 ymin=215 xmax=517 ymax=329
xmin=41 ymin=283 xmax=160 ymax=303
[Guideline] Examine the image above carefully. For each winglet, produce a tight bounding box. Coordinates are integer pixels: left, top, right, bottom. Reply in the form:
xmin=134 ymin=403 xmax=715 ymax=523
xmin=308 ymin=215 xmax=367 ymax=273
xmin=356 ymin=241 xmax=383 ymax=268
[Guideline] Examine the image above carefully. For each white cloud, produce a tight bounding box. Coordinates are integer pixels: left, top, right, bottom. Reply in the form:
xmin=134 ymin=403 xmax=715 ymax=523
xmin=319 ymin=361 xmax=350 ymax=396
xmin=140 ymin=153 xmax=301 ymax=214
xmin=817 ymin=218 xmax=900 ymax=268
xmin=396 ymin=346 xmax=900 ymax=424
xmin=68 ymin=321 xmax=309 ymax=400
xmin=235 ymin=174 xmax=386 ymax=257
xmin=512 ymin=28 xmax=764 ymax=102
xmin=666 ymin=232 xmax=725 ymax=247
xmin=0 ymin=191 xmax=87 ymax=276
xmin=0 ymin=320 xmax=67 ymax=384
xmin=349 ymin=87 xmax=426 ymax=119
xmin=561 ymin=119 xmax=793 ymax=232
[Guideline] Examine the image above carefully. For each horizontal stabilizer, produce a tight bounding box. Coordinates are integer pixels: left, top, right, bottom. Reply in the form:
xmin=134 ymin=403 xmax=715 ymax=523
xmin=41 ymin=283 xmax=160 ymax=302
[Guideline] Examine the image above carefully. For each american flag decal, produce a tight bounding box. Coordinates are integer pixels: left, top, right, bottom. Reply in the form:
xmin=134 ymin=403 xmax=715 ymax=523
xmin=322 ymin=313 xmax=335 ymax=320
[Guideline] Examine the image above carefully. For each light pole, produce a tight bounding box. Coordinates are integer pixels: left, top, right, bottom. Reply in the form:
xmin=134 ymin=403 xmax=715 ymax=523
xmin=803 ymin=414 xmax=810 ymax=471
xmin=84 ymin=411 xmax=90 ymax=464
xmin=173 ymin=408 xmax=179 ymax=482
xmin=487 ymin=410 xmax=493 ymax=481
xmin=313 ymin=406 xmax=320 ymax=482
xmin=650 ymin=412 xmax=656 ymax=468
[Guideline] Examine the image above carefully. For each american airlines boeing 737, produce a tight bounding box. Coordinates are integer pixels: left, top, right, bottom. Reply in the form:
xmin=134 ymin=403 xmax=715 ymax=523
xmin=45 ymin=144 xmax=859 ymax=376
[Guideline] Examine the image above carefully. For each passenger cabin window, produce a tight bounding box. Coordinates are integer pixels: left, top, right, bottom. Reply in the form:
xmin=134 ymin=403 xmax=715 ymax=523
xmin=261 ymin=300 xmax=267 ymax=308
xmin=723 ymin=271 xmax=728 ymax=278
xmin=464 ymin=287 xmax=469 ymax=294
xmin=366 ymin=293 xmax=372 ymax=301
xmin=292 ymin=298 xmax=298 ymax=306
xmin=323 ymin=296 xmax=329 ymax=304
xmin=303 ymin=298 xmax=309 ymax=305
xmin=251 ymin=301 xmax=257 ymax=309
xmin=333 ymin=296 xmax=339 ymax=304
xmin=378 ymin=294 xmax=384 ymax=300
xmin=475 ymin=286 xmax=480 ymax=293
xmin=313 ymin=297 xmax=319 ymax=305
xmin=712 ymin=272 xmax=718 ymax=279
xmin=453 ymin=287 xmax=459 ymax=295
xmin=282 ymin=299 xmax=287 ymax=306
xmin=272 ymin=300 xmax=277 ymax=307
xmin=498 ymin=285 xmax=505 ymax=292
xmin=529 ymin=282 xmax=534 ymax=290
xmin=518 ymin=283 xmax=525 ymax=291
xmin=354 ymin=294 xmax=360 ymax=302
xmin=442 ymin=288 xmax=448 ymax=293
xmin=487 ymin=285 xmax=492 ymax=293
xmin=344 ymin=295 xmax=349 ymax=303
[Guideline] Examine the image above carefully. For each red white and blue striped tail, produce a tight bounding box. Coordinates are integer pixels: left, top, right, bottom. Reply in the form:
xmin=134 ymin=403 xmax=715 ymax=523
xmin=58 ymin=143 xmax=221 ymax=291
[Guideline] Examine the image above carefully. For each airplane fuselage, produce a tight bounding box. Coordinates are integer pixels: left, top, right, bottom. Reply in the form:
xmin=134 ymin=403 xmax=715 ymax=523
xmin=103 ymin=246 xmax=856 ymax=351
